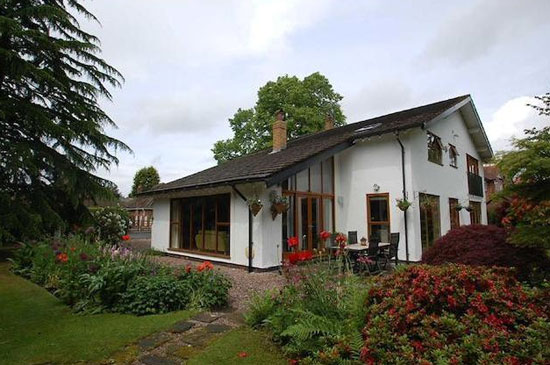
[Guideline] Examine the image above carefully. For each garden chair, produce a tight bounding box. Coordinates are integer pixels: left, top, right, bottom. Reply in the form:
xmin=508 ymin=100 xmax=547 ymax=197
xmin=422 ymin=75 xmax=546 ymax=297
xmin=358 ymin=237 xmax=381 ymax=275
xmin=379 ymin=232 xmax=400 ymax=269
xmin=348 ymin=231 xmax=358 ymax=245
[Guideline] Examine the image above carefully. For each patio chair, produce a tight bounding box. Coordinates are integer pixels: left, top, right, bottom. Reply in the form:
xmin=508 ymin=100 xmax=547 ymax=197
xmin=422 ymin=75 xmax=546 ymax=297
xmin=379 ymin=232 xmax=400 ymax=269
xmin=348 ymin=231 xmax=358 ymax=245
xmin=358 ymin=237 xmax=381 ymax=274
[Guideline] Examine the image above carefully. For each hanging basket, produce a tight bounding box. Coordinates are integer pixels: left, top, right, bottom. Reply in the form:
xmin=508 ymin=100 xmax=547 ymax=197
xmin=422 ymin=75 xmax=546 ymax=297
xmin=274 ymin=202 xmax=289 ymax=214
xmin=454 ymin=205 xmax=463 ymax=211
xmin=396 ymin=199 xmax=411 ymax=211
xmin=249 ymin=202 xmax=263 ymax=216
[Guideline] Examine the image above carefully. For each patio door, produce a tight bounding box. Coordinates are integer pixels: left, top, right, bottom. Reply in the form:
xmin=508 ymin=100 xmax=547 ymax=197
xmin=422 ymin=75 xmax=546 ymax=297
xmin=297 ymin=196 xmax=321 ymax=251
xmin=367 ymin=194 xmax=390 ymax=242
xmin=419 ymin=193 xmax=441 ymax=252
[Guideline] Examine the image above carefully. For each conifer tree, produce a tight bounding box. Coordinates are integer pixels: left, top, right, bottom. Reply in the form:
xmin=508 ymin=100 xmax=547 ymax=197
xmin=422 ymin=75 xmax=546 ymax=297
xmin=0 ymin=0 xmax=129 ymax=243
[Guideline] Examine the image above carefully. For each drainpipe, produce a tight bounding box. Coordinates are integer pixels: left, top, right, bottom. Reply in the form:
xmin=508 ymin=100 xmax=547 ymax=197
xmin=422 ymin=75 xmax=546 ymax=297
xmin=232 ymin=185 xmax=253 ymax=272
xmin=395 ymin=133 xmax=410 ymax=264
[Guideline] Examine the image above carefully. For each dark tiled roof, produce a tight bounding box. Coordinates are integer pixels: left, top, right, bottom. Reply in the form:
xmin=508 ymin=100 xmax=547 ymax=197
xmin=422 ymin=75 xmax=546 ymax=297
xmin=145 ymin=95 xmax=470 ymax=194
xmin=120 ymin=196 xmax=154 ymax=209
xmin=483 ymin=165 xmax=502 ymax=181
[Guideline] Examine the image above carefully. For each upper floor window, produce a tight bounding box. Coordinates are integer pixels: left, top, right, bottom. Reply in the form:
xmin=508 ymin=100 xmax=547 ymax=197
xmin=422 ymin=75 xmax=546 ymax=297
xmin=449 ymin=144 xmax=458 ymax=168
xmin=466 ymin=154 xmax=479 ymax=175
xmin=427 ymin=132 xmax=443 ymax=165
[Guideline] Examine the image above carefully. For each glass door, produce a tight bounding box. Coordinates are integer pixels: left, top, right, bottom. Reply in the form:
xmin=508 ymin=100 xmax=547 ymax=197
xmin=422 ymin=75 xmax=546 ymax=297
xmin=367 ymin=194 xmax=390 ymax=242
xmin=296 ymin=196 xmax=321 ymax=252
xmin=419 ymin=193 xmax=441 ymax=251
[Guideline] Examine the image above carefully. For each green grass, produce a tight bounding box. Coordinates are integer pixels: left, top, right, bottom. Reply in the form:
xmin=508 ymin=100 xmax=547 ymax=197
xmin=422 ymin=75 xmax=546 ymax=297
xmin=186 ymin=327 xmax=287 ymax=365
xmin=0 ymin=263 xmax=193 ymax=365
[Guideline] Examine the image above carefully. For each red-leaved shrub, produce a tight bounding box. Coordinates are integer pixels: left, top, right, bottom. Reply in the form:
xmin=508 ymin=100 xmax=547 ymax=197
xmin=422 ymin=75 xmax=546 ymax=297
xmin=362 ymin=264 xmax=550 ymax=364
xmin=422 ymin=224 xmax=550 ymax=283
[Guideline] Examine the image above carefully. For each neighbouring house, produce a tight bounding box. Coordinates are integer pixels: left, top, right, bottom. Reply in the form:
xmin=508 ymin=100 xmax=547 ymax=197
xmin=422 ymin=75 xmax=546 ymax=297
xmin=120 ymin=196 xmax=154 ymax=231
xmin=483 ymin=165 xmax=505 ymax=225
xmin=141 ymin=95 xmax=493 ymax=270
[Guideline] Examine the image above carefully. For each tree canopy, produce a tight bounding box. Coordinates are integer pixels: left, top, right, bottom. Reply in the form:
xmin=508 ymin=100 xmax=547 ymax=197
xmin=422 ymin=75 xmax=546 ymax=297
xmin=212 ymin=72 xmax=345 ymax=163
xmin=496 ymin=94 xmax=550 ymax=249
xmin=0 ymin=0 xmax=129 ymax=243
xmin=130 ymin=166 xmax=160 ymax=196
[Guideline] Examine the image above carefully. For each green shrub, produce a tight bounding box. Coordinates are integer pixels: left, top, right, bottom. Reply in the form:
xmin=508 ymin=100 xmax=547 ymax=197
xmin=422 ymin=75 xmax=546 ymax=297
xmin=246 ymin=262 xmax=370 ymax=363
xmin=9 ymin=236 xmax=232 ymax=315
xmin=90 ymin=206 xmax=130 ymax=245
xmin=118 ymin=275 xmax=191 ymax=315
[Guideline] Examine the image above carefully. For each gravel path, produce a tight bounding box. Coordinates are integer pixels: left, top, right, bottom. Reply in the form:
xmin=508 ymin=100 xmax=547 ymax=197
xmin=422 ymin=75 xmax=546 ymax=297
xmin=156 ymin=255 xmax=285 ymax=312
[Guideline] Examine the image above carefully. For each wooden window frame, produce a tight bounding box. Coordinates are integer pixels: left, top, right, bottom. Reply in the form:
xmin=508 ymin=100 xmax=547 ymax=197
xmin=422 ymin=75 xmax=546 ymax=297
xmin=449 ymin=144 xmax=458 ymax=168
xmin=427 ymin=131 xmax=443 ymax=165
xmin=466 ymin=154 xmax=479 ymax=176
xmin=449 ymin=198 xmax=460 ymax=230
xmin=366 ymin=193 xmax=391 ymax=241
xmin=469 ymin=201 xmax=482 ymax=224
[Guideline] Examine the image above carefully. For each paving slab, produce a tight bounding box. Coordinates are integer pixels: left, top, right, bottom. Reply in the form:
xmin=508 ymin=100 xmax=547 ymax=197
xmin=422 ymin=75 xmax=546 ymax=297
xmin=138 ymin=333 xmax=171 ymax=351
xmin=170 ymin=320 xmax=194 ymax=333
xmin=206 ymin=323 xmax=231 ymax=334
xmin=140 ymin=354 xmax=178 ymax=365
xmin=181 ymin=328 xmax=211 ymax=347
xmin=192 ymin=312 xmax=222 ymax=323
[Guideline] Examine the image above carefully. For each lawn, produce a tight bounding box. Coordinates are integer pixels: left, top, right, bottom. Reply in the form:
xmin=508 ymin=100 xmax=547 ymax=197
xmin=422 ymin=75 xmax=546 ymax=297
xmin=0 ymin=263 xmax=193 ymax=365
xmin=187 ymin=327 xmax=287 ymax=365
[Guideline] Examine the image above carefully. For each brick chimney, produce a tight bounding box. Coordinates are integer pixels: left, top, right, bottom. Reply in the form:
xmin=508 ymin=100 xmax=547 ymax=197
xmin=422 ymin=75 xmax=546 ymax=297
xmin=325 ymin=113 xmax=334 ymax=130
xmin=272 ymin=110 xmax=287 ymax=152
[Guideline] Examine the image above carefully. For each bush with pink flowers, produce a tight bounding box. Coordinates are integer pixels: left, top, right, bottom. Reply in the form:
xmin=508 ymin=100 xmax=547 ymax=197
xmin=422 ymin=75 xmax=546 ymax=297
xmin=361 ymin=264 xmax=550 ymax=364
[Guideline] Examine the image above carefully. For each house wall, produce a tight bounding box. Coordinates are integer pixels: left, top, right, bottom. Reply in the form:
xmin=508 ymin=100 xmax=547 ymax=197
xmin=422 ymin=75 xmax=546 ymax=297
xmin=150 ymin=183 xmax=282 ymax=269
xmin=334 ymin=109 xmax=487 ymax=262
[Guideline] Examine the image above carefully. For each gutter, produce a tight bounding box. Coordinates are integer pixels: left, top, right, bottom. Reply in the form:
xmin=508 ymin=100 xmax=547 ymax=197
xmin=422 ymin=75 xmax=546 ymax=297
xmin=231 ymin=185 xmax=253 ymax=273
xmin=395 ymin=133 xmax=410 ymax=264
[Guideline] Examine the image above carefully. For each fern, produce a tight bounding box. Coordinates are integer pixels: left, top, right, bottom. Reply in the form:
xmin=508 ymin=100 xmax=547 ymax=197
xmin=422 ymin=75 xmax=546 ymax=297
xmin=281 ymin=311 xmax=343 ymax=341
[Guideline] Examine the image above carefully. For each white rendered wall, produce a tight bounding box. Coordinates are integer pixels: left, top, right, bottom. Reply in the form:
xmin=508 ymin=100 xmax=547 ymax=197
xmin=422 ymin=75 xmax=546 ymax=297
xmin=334 ymin=109 xmax=488 ymax=262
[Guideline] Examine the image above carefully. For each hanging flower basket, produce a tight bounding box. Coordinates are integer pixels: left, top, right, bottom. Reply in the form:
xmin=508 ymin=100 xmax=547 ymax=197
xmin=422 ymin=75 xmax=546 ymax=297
xmin=396 ymin=198 xmax=412 ymax=211
xmin=269 ymin=191 xmax=289 ymax=220
xmin=454 ymin=203 xmax=464 ymax=211
xmin=247 ymin=196 xmax=263 ymax=216
xmin=465 ymin=205 xmax=473 ymax=212
xmin=274 ymin=202 xmax=289 ymax=214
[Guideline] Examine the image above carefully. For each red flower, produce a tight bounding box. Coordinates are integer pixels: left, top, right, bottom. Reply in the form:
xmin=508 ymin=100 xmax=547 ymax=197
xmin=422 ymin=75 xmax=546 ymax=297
xmin=287 ymin=236 xmax=299 ymax=248
xmin=319 ymin=230 xmax=331 ymax=241
xmin=121 ymin=235 xmax=130 ymax=241
xmin=56 ymin=252 xmax=68 ymax=263
xmin=289 ymin=360 xmax=299 ymax=365
xmin=185 ymin=265 xmax=192 ymax=273
xmin=237 ymin=351 xmax=248 ymax=358
xmin=447 ymin=295 xmax=457 ymax=308
xmin=335 ymin=233 xmax=347 ymax=244
xmin=197 ymin=261 xmax=214 ymax=272
xmin=70 ymin=246 xmax=76 ymax=252
xmin=288 ymin=250 xmax=313 ymax=264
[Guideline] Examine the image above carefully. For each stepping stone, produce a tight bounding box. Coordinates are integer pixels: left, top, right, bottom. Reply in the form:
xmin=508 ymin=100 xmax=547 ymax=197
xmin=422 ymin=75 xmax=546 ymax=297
xmin=192 ymin=312 xmax=221 ymax=323
xmin=182 ymin=328 xmax=211 ymax=347
xmin=171 ymin=321 xmax=194 ymax=333
xmin=140 ymin=354 xmax=178 ymax=365
xmin=138 ymin=333 xmax=170 ymax=350
xmin=206 ymin=323 xmax=231 ymax=333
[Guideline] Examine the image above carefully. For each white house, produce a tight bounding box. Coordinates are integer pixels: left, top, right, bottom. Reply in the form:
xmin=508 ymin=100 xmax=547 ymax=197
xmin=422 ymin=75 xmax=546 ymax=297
xmin=143 ymin=95 xmax=493 ymax=271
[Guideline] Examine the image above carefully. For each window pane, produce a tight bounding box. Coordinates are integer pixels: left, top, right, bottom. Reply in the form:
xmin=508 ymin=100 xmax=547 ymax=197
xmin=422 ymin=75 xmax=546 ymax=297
xmin=217 ymin=195 xmax=230 ymax=223
xmin=370 ymin=224 xmax=390 ymax=243
xmin=296 ymin=169 xmax=309 ymax=192
xmin=203 ymin=197 xmax=216 ymax=251
xmin=323 ymin=198 xmax=333 ymax=234
xmin=170 ymin=200 xmax=181 ymax=249
xmin=322 ymin=158 xmax=334 ymax=193
xmin=282 ymin=195 xmax=295 ymax=251
xmin=420 ymin=194 xmax=441 ymax=251
xmin=182 ymin=204 xmax=191 ymax=249
xmin=309 ymin=163 xmax=322 ymax=193
xmin=170 ymin=200 xmax=181 ymax=222
xmin=217 ymin=225 xmax=230 ymax=255
xmin=192 ymin=200 xmax=203 ymax=250
xmin=369 ymin=196 xmax=388 ymax=222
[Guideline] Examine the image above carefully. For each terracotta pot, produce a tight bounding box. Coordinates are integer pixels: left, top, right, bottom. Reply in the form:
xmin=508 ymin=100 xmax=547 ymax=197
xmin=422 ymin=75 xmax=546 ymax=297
xmin=249 ymin=203 xmax=262 ymax=216
xmin=274 ymin=202 xmax=289 ymax=214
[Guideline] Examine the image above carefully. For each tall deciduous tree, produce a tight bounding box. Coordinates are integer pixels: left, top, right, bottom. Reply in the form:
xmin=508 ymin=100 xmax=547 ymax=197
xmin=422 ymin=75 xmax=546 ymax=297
xmin=496 ymin=94 xmax=550 ymax=249
xmin=0 ymin=0 xmax=129 ymax=243
xmin=212 ymin=72 xmax=345 ymax=163
xmin=130 ymin=166 xmax=160 ymax=196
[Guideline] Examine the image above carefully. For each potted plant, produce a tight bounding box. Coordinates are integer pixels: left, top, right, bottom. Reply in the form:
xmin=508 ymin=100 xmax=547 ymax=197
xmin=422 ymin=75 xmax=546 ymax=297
xmin=454 ymin=203 xmax=464 ymax=211
xmin=247 ymin=196 xmax=263 ymax=216
xmin=464 ymin=204 xmax=473 ymax=212
xmin=269 ymin=191 xmax=289 ymax=219
xmin=396 ymin=198 xmax=412 ymax=211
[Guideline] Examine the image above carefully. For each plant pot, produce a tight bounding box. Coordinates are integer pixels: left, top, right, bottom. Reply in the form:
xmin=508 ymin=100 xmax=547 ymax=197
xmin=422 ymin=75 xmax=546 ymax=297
xmin=455 ymin=206 xmax=463 ymax=211
xmin=249 ymin=203 xmax=262 ymax=216
xmin=397 ymin=204 xmax=410 ymax=212
xmin=465 ymin=207 xmax=473 ymax=212
xmin=274 ymin=202 xmax=289 ymax=214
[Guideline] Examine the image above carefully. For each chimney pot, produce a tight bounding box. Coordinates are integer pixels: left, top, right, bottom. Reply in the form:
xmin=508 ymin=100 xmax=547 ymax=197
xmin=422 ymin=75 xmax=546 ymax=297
xmin=325 ymin=113 xmax=334 ymax=130
xmin=272 ymin=110 xmax=287 ymax=152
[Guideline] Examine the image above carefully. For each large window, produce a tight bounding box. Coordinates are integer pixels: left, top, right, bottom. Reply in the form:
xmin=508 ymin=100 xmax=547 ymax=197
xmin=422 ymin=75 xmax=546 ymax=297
xmin=448 ymin=144 xmax=458 ymax=168
xmin=367 ymin=194 xmax=390 ymax=242
xmin=427 ymin=132 xmax=443 ymax=165
xmin=419 ymin=193 xmax=441 ymax=252
xmin=469 ymin=201 xmax=482 ymax=224
xmin=169 ymin=194 xmax=230 ymax=257
xmin=282 ymin=157 xmax=334 ymax=254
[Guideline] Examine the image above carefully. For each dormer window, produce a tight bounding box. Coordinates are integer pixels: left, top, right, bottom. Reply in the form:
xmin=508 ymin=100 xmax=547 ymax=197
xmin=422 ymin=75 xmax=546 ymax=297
xmin=427 ymin=132 xmax=443 ymax=165
xmin=449 ymin=144 xmax=458 ymax=168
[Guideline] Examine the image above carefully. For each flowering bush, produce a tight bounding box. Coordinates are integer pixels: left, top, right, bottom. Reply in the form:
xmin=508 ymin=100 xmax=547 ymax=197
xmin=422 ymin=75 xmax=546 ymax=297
xmin=90 ymin=206 xmax=130 ymax=245
xmin=361 ymin=264 xmax=550 ymax=364
xmin=501 ymin=197 xmax=550 ymax=249
xmin=287 ymin=250 xmax=313 ymax=264
xmin=422 ymin=224 xmax=550 ymax=284
xmin=9 ymin=236 xmax=231 ymax=315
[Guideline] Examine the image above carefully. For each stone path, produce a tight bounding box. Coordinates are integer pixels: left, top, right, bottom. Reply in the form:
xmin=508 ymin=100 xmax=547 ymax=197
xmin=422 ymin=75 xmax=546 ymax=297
xmin=102 ymin=311 xmax=243 ymax=365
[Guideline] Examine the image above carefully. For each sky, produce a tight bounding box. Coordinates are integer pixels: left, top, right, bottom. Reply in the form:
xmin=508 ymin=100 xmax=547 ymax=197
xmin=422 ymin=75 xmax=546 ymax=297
xmin=81 ymin=0 xmax=550 ymax=196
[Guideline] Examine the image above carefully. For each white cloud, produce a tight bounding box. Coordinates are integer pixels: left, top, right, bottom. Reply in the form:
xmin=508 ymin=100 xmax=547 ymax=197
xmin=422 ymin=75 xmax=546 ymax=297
xmin=423 ymin=0 xmax=550 ymax=65
xmin=485 ymin=96 xmax=549 ymax=152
